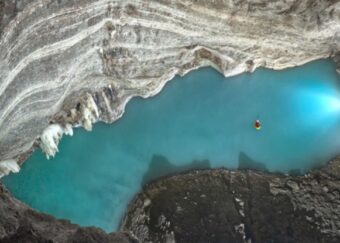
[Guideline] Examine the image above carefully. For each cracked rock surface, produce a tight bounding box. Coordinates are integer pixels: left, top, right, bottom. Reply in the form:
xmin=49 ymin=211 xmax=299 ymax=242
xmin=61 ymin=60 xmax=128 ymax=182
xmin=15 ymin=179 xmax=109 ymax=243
xmin=121 ymin=158 xmax=340 ymax=243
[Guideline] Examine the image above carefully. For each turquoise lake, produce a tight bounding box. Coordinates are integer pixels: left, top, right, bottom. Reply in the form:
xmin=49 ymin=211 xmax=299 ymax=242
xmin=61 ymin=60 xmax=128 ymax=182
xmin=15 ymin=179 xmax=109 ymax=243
xmin=3 ymin=59 xmax=340 ymax=232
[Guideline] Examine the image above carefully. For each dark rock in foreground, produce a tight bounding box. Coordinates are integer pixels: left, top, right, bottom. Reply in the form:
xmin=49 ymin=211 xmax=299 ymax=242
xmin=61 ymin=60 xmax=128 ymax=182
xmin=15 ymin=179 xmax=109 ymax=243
xmin=0 ymin=183 xmax=137 ymax=243
xmin=1 ymin=158 xmax=340 ymax=243
xmin=121 ymin=158 xmax=340 ymax=243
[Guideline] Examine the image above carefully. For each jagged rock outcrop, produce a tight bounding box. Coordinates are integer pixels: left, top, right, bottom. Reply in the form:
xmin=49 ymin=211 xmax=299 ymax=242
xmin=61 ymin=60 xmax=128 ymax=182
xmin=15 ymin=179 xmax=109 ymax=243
xmin=0 ymin=0 xmax=339 ymax=172
xmin=121 ymin=157 xmax=340 ymax=243
xmin=0 ymin=182 xmax=138 ymax=243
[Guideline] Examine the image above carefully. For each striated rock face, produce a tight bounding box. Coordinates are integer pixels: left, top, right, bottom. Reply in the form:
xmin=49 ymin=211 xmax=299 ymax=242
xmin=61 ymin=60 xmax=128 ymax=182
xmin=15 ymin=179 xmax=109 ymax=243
xmin=0 ymin=0 xmax=339 ymax=169
xmin=121 ymin=157 xmax=340 ymax=243
xmin=0 ymin=182 xmax=138 ymax=243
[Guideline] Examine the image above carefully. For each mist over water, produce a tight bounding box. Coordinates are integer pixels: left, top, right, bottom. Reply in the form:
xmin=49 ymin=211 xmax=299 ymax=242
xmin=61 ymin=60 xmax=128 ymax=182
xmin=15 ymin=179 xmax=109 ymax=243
xmin=3 ymin=59 xmax=340 ymax=232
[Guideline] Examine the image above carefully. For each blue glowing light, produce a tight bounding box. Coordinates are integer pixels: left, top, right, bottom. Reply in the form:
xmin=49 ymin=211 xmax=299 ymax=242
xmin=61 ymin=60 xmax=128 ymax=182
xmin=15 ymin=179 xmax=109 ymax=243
xmin=323 ymin=95 xmax=340 ymax=112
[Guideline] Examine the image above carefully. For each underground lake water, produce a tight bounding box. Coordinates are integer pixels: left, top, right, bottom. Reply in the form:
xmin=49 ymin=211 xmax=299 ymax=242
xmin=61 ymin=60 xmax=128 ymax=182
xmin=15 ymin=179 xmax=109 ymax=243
xmin=2 ymin=59 xmax=340 ymax=232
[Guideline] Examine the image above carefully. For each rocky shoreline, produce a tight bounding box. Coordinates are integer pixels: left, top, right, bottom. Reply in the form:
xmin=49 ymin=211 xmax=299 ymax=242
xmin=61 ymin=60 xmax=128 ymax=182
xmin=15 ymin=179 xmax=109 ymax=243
xmin=0 ymin=157 xmax=339 ymax=242
xmin=0 ymin=182 xmax=138 ymax=243
xmin=121 ymin=157 xmax=340 ymax=243
xmin=0 ymin=0 xmax=339 ymax=173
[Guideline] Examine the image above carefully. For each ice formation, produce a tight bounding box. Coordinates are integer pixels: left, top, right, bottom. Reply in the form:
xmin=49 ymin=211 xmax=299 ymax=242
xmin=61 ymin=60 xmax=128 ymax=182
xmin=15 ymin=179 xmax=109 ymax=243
xmin=0 ymin=159 xmax=20 ymax=178
xmin=81 ymin=94 xmax=99 ymax=131
xmin=39 ymin=124 xmax=74 ymax=159
xmin=39 ymin=94 xmax=99 ymax=159
xmin=64 ymin=123 xmax=74 ymax=136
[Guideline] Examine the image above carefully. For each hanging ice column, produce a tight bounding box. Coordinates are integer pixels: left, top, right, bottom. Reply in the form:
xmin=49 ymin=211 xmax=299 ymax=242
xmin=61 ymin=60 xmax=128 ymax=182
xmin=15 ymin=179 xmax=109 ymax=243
xmin=39 ymin=93 xmax=99 ymax=158
xmin=81 ymin=94 xmax=100 ymax=131
xmin=0 ymin=159 xmax=20 ymax=178
xmin=39 ymin=124 xmax=73 ymax=159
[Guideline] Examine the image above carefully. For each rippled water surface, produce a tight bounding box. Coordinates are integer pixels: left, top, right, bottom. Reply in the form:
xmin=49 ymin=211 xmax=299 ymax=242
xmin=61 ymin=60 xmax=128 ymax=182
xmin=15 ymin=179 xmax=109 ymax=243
xmin=3 ymin=59 xmax=340 ymax=231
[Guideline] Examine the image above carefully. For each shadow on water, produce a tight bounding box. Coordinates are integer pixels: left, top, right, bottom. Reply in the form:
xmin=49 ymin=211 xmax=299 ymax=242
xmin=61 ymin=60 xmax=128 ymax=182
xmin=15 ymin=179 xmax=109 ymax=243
xmin=238 ymin=152 xmax=307 ymax=176
xmin=141 ymin=154 xmax=211 ymax=185
xmin=238 ymin=152 xmax=268 ymax=171
xmin=143 ymin=152 xmax=307 ymax=186
xmin=143 ymin=151 xmax=311 ymax=186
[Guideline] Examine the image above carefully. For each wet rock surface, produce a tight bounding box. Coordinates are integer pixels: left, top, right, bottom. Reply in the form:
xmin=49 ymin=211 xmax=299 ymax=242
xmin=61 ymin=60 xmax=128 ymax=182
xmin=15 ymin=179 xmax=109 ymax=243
xmin=121 ymin=158 xmax=340 ymax=243
xmin=0 ymin=183 xmax=137 ymax=243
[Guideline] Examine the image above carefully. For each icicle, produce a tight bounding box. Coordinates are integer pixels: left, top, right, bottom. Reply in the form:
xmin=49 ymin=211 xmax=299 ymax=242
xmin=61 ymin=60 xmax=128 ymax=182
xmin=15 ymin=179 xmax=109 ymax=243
xmin=0 ymin=159 xmax=20 ymax=178
xmin=39 ymin=123 xmax=73 ymax=159
xmin=82 ymin=107 xmax=95 ymax=131
xmin=81 ymin=94 xmax=99 ymax=131
xmin=64 ymin=123 xmax=74 ymax=136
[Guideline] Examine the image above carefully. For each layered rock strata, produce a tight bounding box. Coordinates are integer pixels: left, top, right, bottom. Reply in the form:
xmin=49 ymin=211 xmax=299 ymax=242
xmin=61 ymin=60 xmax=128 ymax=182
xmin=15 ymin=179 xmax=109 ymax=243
xmin=0 ymin=0 xmax=339 ymax=175
xmin=121 ymin=157 xmax=340 ymax=243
